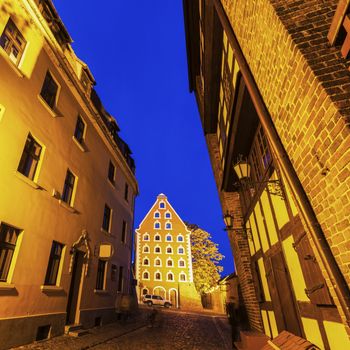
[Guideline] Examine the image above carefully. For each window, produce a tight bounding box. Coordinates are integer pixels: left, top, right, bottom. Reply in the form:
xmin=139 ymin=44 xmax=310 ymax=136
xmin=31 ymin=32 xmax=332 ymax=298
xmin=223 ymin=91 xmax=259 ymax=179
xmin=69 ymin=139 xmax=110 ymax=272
xmin=108 ymin=161 xmax=115 ymax=184
xmin=155 ymin=258 xmax=161 ymax=266
xmin=124 ymin=183 xmax=129 ymax=201
xmin=167 ymin=273 xmax=174 ymax=281
xmin=142 ymin=288 xmax=148 ymax=295
xmin=155 ymin=272 xmax=161 ymax=280
xmin=40 ymin=71 xmax=58 ymax=109
xmin=165 ymin=212 xmax=171 ymax=219
xmin=111 ymin=264 xmax=117 ymax=282
xmin=0 ymin=18 xmax=26 ymax=65
xmin=102 ymin=204 xmax=112 ymax=233
xmin=80 ymin=69 xmax=91 ymax=93
xmin=154 ymin=222 xmax=160 ymax=229
xmin=121 ymin=221 xmax=127 ymax=243
xmin=178 ymin=247 xmax=184 ymax=254
xmin=155 ymin=246 xmax=161 ymax=253
xmin=44 ymin=241 xmax=64 ymax=285
xmin=61 ymin=170 xmax=76 ymax=206
xmin=0 ymin=223 xmax=20 ymax=282
xmin=143 ymin=233 xmax=149 ymax=241
xmin=143 ymin=245 xmax=149 ymax=253
xmin=17 ymin=134 xmax=42 ymax=181
xmin=180 ymin=273 xmax=186 ymax=281
xmin=177 ymin=235 xmax=184 ymax=242
xmin=96 ymin=259 xmax=106 ymax=290
xmin=143 ymin=271 xmax=149 ymax=280
xmin=166 ymin=246 xmax=173 ymax=254
xmin=143 ymin=258 xmax=149 ymax=266
xmin=159 ymin=201 xmax=165 ymax=209
xmin=74 ymin=115 xmax=86 ymax=144
xmin=154 ymin=234 xmax=161 ymax=241
xmin=167 ymin=259 xmax=173 ymax=267
xmin=179 ymin=260 xmax=185 ymax=267
xmin=154 ymin=211 xmax=160 ymax=218
xmin=165 ymin=222 xmax=172 ymax=229
xmin=117 ymin=266 xmax=124 ymax=292
xmin=166 ymin=235 xmax=172 ymax=242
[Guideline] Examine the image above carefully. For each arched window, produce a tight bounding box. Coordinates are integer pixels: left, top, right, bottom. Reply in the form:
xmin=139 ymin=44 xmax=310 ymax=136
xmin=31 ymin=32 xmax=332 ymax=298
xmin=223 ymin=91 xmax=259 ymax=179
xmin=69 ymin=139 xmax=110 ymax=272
xmin=177 ymin=235 xmax=184 ymax=242
xmin=143 ymin=233 xmax=149 ymax=241
xmin=166 ymin=234 xmax=172 ymax=242
xmin=178 ymin=247 xmax=184 ymax=254
xmin=166 ymin=246 xmax=173 ymax=254
xmin=165 ymin=211 xmax=171 ymax=219
xmin=165 ymin=222 xmax=172 ymax=229
xmin=180 ymin=273 xmax=186 ymax=282
xmin=167 ymin=273 xmax=174 ymax=281
xmin=154 ymin=221 xmax=160 ymax=229
xmin=167 ymin=259 xmax=173 ymax=267
xmin=143 ymin=245 xmax=149 ymax=253
xmin=142 ymin=288 xmax=148 ymax=294
xmin=179 ymin=259 xmax=185 ymax=267
xmin=154 ymin=234 xmax=161 ymax=241
xmin=154 ymin=246 xmax=161 ymax=253
xmin=143 ymin=272 xmax=149 ymax=280
xmin=155 ymin=272 xmax=161 ymax=280
xmin=143 ymin=258 xmax=149 ymax=266
xmin=154 ymin=211 xmax=160 ymax=218
xmin=159 ymin=201 xmax=165 ymax=209
xmin=155 ymin=258 xmax=161 ymax=266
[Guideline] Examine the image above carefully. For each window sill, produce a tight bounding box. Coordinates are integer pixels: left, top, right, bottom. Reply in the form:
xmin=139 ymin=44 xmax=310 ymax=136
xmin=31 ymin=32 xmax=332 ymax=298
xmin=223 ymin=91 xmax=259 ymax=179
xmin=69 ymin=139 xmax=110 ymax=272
xmin=15 ymin=171 xmax=41 ymax=189
xmin=107 ymin=179 xmax=116 ymax=189
xmin=94 ymin=289 xmax=108 ymax=295
xmin=40 ymin=285 xmax=64 ymax=293
xmin=59 ymin=200 xmax=77 ymax=213
xmin=72 ymin=136 xmax=87 ymax=152
xmin=101 ymin=228 xmax=112 ymax=236
xmin=0 ymin=282 xmax=15 ymax=290
xmin=0 ymin=48 xmax=24 ymax=78
xmin=37 ymin=94 xmax=58 ymax=118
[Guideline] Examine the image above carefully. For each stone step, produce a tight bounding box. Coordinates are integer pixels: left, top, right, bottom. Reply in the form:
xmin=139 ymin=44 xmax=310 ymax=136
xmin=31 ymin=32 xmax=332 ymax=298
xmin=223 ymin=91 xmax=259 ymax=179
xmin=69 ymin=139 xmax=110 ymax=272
xmin=64 ymin=324 xmax=83 ymax=334
xmin=68 ymin=329 xmax=89 ymax=337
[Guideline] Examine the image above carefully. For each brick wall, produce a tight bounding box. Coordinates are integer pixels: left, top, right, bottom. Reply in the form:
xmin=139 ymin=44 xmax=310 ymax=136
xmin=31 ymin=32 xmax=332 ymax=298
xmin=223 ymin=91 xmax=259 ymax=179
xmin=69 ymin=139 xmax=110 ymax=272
xmin=221 ymin=0 xmax=350 ymax=332
xmin=205 ymin=134 xmax=263 ymax=332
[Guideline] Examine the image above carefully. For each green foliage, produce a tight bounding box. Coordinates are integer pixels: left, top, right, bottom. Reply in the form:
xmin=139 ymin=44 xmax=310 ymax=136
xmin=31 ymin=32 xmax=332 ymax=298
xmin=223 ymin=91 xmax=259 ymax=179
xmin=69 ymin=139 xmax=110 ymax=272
xmin=186 ymin=223 xmax=224 ymax=294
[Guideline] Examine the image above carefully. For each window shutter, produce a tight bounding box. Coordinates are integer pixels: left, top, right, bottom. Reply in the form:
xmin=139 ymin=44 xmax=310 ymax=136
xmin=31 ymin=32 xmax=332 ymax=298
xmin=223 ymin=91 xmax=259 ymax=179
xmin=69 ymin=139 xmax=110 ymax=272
xmin=293 ymin=232 xmax=333 ymax=305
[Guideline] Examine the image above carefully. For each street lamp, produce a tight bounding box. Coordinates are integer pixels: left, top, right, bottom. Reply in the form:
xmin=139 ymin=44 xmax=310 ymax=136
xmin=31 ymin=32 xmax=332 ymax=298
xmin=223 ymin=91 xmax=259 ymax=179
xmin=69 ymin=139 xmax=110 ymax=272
xmin=223 ymin=211 xmax=233 ymax=231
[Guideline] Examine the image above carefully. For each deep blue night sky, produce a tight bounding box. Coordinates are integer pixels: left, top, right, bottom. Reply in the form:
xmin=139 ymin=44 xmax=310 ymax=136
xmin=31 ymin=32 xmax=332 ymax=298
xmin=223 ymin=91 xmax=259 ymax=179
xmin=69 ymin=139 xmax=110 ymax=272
xmin=54 ymin=0 xmax=234 ymax=275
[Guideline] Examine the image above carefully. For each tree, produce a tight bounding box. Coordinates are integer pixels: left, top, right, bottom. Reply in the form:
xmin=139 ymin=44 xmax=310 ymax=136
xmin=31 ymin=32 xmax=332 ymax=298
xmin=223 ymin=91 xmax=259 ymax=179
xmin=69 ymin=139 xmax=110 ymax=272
xmin=186 ymin=223 xmax=224 ymax=294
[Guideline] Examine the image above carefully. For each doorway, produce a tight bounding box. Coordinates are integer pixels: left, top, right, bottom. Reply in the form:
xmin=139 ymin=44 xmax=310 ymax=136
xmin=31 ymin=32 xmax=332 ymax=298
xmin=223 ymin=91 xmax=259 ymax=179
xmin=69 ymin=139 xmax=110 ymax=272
xmin=169 ymin=289 xmax=178 ymax=308
xmin=66 ymin=250 xmax=84 ymax=324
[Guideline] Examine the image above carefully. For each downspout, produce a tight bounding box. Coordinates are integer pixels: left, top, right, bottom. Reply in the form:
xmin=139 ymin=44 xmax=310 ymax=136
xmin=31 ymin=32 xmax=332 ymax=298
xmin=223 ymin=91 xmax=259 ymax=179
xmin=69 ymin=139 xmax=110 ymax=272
xmin=213 ymin=0 xmax=350 ymax=326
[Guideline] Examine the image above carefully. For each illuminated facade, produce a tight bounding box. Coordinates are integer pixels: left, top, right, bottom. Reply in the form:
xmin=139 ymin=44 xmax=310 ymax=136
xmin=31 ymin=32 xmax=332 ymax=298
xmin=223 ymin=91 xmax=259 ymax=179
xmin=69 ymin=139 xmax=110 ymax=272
xmin=135 ymin=194 xmax=201 ymax=310
xmin=184 ymin=0 xmax=350 ymax=348
xmin=0 ymin=0 xmax=137 ymax=348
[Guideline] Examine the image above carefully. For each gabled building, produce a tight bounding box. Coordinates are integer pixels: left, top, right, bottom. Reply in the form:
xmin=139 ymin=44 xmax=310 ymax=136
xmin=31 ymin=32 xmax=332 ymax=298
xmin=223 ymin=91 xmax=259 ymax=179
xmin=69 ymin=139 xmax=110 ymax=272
xmin=135 ymin=194 xmax=201 ymax=310
xmin=184 ymin=0 xmax=350 ymax=348
xmin=0 ymin=1 xmax=137 ymax=348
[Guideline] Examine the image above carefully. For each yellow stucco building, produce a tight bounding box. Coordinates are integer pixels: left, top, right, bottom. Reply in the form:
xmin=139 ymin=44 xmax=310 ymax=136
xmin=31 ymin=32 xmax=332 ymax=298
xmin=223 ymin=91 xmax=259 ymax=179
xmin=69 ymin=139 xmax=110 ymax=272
xmin=135 ymin=194 xmax=201 ymax=310
xmin=0 ymin=1 xmax=138 ymax=348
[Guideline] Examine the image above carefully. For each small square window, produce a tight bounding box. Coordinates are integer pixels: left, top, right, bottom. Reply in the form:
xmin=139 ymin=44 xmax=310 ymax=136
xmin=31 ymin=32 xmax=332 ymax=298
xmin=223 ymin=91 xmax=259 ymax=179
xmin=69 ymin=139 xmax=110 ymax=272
xmin=0 ymin=18 xmax=26 ymax=66
xmin=17 ymin=134 xmax=42 ymax=181
xmin=102 ymin=205 xmax=112 ymax=232
xmin=61 ymin=170 xmax=76 ymax=206
xmin=108 ymin=161 xmax=116 ymax=184
xmin=0 ymin=223 xmax=21 ymax=282
xmin=74 ymin=115 xmax=86 ymax=144
xmin=44 ymin=241 xmax=64 ymax=286
xmin=40 ymin=71 xmax=58 ymax=109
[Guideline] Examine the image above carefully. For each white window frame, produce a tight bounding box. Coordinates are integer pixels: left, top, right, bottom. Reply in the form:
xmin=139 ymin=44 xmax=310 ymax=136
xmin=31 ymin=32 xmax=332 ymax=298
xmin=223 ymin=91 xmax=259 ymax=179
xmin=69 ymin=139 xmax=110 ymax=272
xmin=166 ymin=258 xmax=173 ymax=267
xmin=142 ymin=257 xmax=150 ymax=266
xmin=154 ymin=245 xmax=161 ymax=254
xmin=177 ymin=234 xmax=184 ymax=242
xmin=164 ymin=211 xmax=172 ymax=219
xmin=167 ymin=271 xmax=174 ymax=282
xmin=154 ymin=270 xmax=162 ymax=281
xmin=154 ymin=220 xmax=161 ymax=229
xmin=166 ymin=245 xmax=173 ymax=255
xmin=153 ymin=210 xmax=161 ymax=219
xmin=143 ymin=233 xmax=150 ymax=241
xmin=166 ymin=234 xmax=173 ymax=242
xmin=143 ymin=244 xmax=150 ymax=253
xmin=154 ymin=234 xmax=161 ymax=242
xmin=165 ymin=221 xmax=172 ymax=230
xmin=154 ymin=256 xmax=162 ymax=267
xmin=178 ymin=246 xmax=185 ymax=255
xmin=179 ymin=272 xmax=187 ymax=282
xmin=178 ymin=258 xmax=186 ymax=268
xmin=159 ymin=201 xmax=166 ymax=209
xmin=142 ymin=270 xmax=150 ymax=281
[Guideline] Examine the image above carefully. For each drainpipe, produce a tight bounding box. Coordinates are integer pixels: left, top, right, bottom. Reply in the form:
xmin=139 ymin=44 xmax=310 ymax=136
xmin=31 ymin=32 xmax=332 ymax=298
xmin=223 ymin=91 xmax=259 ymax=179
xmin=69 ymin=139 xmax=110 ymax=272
xmin=213 ymin=0 xmax=350 ymax=326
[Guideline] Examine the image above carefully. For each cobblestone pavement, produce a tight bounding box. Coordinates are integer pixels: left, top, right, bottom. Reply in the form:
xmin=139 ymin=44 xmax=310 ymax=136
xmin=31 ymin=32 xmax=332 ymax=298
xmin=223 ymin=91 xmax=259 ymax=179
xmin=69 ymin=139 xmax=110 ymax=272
xmin=12 ymin=308 xmax=233 ymax=350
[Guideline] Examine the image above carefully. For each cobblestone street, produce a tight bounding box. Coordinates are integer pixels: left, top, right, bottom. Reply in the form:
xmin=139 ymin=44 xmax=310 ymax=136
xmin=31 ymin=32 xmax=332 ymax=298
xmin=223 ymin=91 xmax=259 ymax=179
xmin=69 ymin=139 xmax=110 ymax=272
xmin=12 ymin=309 xmax=232 ymax=350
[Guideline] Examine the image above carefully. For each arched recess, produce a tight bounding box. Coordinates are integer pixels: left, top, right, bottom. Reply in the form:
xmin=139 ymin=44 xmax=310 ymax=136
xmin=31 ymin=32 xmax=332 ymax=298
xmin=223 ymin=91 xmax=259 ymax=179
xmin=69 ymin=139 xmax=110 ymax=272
xmin=169 ymin=288 xmax=178 ymax=308
xmin=153 ymin=285 xmax=166 ymax=298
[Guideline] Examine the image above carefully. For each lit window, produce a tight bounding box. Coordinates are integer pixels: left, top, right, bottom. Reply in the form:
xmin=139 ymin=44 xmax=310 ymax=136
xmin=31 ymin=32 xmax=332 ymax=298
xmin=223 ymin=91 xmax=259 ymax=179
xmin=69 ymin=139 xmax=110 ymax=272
xmin=180 ymin=273 xmax=186 ymax=282
xmin=0 ymin=223 xmax=21 ymax=282
xmin=143 ymin=245 xmax=149 ymax=253
xmin=177 ymin=235 xmax=184 ymax=242
xmin=155 ymin=272 xmax=161 ymax=280
xmin=0 ymin=18 xmax=26 ymax=65
xmin=154 ymin=234 xmax=161 ymax=241
xmin=143 ymin=258 xmax=149 ymax=266
xmin=61 ymin=169 xmax=76 ymax=206
xmin=167 ymin=259 xmax=173 ymax=267
xmin=102 ymin=204 xmax=112 ymax=232
xmin=155 ymin=258 xmax=161 ymax=266
xmin=167 ymin=273 xmax=174 ymax=281
xmin=166 ymin=247 xmax=172 ymax=254
xmin=143 ymin=234 xmax=149 ymax=241
xmin=17 ymin=134 xmax=42 ymax=181
xmin=179 ymin=260 xmax=185 ymax=267
xmin=96 ymin=259 xmax=106 ymax=290
xmin=143 ymin=272 xmax=149 ymax=280
xmin=40 ymin=71 xmax=58 ymax=109
xmin=44 ymin=241 xmax=64 ymax=286
xmin=74 ymin=115 xmax=86 ymax=144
